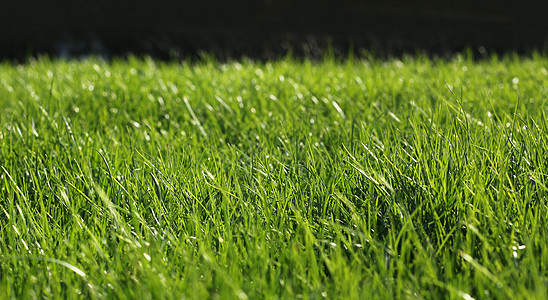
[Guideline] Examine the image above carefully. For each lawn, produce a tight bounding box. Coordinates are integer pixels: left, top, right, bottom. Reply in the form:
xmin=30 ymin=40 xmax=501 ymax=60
xmin=0 ymin=54 xmax=547 ymax=299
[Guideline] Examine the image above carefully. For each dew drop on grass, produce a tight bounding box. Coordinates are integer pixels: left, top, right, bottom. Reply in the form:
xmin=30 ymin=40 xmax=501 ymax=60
xmin=237 ymin=290 xmax=248 ymax=300
xmin=462 ymin=293 xmax=474 ymax=300
xmin=143 ymin=253 xmax=151 ymax=262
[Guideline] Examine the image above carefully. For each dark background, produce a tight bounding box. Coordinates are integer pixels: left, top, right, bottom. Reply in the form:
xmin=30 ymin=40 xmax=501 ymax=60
xmin=1 ymin=0 xmax=547 ymax=60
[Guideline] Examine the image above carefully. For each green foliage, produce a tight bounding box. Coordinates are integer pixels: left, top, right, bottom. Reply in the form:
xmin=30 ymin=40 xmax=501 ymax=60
xmin=0 ymin=54 xmax=547 ymax=299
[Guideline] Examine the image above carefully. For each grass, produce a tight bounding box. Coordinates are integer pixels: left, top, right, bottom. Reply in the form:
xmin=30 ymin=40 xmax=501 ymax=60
xmin=0 ymin=54 xmax=547 ymax=299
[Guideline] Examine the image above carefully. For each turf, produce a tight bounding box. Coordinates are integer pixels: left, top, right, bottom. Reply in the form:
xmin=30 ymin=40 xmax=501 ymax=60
xmin=0 ymin=54 xmax=547 ymax=299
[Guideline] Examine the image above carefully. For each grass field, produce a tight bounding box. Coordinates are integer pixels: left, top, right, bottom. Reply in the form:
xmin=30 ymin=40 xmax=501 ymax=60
xmin=0 ymin=54 xmax=547 ymax=299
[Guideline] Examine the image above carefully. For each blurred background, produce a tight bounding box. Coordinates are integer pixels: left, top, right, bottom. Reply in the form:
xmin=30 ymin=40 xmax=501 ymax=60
xmin=1 ymin=0 xmax=547 ymax=60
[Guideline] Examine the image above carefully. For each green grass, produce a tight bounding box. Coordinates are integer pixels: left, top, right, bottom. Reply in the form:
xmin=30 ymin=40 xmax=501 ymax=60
xmin=0 ymin=54 xmax=547 ymax=299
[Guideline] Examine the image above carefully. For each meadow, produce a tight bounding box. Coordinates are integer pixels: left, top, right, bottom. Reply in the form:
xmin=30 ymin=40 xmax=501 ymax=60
xmin=0 ymin=54 xmax=547 ymax=299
